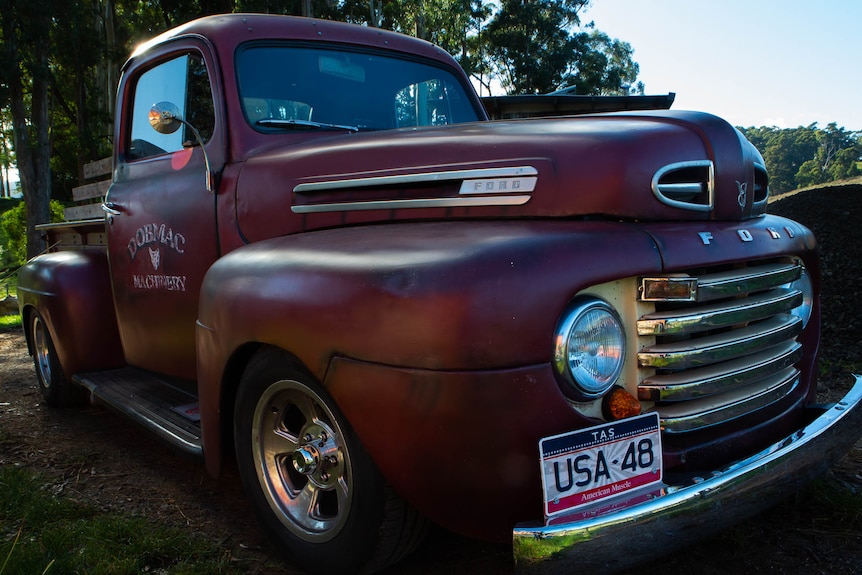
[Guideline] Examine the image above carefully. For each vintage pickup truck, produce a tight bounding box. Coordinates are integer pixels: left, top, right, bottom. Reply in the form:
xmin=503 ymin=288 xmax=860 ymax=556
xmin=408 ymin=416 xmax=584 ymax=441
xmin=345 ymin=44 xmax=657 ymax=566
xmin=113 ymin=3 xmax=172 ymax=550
xmin=17 ymin=13 xmax=862 ymax=575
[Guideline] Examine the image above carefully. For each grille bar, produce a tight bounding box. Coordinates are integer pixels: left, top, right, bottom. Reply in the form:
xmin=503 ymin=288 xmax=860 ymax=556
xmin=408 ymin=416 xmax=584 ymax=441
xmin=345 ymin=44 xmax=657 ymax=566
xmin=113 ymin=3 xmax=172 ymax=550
xmin=638 ymin=288 xmax=802 ymax=336
xmin=639 ymin=341 xmax=802 ymax=401
xmin=655 ymin=368 xmax=800 ymax=433
xmin=696 ymin=262 xmax=799 ymax=302
xmin=638 ymin=314 xmax=802 ymax=369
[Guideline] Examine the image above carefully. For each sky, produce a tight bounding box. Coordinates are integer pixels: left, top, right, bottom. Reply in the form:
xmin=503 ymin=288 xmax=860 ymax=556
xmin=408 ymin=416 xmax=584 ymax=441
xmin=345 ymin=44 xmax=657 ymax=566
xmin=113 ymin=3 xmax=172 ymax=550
xmin=581 ymin=0 xmax=861 ymax=131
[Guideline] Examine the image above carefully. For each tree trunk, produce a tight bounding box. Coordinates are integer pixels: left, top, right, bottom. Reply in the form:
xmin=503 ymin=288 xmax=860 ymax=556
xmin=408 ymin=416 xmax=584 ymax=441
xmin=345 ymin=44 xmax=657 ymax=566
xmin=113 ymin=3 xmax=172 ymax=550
xmin=3 ymin=7 xmax=53 ymax=259
xmin=29 ymin=41 xmax=52 ymax=259
xmin=94 ymin=0 xmax=118 ymax=147
xmin=369 ymin=0 xmax=381 ymax=27
xmin=415 ymin=0 xmax=427 ymax=40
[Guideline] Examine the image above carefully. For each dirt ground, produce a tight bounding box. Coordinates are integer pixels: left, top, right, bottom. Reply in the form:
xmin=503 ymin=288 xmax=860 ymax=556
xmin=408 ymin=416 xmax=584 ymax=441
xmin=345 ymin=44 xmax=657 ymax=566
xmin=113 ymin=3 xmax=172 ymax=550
xmin=1 ymin=185 xmax=861 ymax=574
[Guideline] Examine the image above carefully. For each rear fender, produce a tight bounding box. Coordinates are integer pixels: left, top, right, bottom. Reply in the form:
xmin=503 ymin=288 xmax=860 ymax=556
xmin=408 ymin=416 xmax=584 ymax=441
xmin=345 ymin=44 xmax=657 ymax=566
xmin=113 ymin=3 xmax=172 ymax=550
xmin=18 ymin=250 xmax=125 ymax=377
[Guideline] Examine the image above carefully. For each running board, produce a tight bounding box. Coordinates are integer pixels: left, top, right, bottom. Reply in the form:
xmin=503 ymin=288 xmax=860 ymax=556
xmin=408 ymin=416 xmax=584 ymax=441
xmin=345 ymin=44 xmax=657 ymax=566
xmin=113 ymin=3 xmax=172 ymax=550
xmin=73 ymin=368 xmax=203 ymax=458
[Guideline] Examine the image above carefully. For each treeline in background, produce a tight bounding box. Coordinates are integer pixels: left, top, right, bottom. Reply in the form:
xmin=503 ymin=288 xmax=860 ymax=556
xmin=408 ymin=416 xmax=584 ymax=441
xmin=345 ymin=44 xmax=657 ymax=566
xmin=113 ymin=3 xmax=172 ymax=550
xmin=739 ymin=123 xmax=861 ymax=195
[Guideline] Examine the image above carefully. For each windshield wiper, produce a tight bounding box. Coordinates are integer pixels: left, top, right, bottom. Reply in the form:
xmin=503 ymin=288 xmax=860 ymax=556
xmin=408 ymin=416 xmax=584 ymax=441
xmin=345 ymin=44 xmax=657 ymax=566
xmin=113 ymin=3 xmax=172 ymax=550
xmin=256 ymin=118 xmax=359 ymax=133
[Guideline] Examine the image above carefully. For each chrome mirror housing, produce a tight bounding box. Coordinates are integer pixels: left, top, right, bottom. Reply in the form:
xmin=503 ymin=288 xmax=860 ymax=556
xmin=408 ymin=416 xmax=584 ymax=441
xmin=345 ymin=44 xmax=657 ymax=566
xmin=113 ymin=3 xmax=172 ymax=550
xmin=148 ymin=101 xmax=183 ymax=135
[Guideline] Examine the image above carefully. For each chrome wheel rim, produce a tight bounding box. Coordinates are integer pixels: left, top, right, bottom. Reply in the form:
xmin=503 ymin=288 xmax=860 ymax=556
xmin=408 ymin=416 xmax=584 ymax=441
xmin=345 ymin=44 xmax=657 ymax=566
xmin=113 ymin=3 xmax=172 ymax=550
xmin=32 ymin=316 xmax=52 ymax=388
xmin=251 ymin=379 xmax=351 ymax=542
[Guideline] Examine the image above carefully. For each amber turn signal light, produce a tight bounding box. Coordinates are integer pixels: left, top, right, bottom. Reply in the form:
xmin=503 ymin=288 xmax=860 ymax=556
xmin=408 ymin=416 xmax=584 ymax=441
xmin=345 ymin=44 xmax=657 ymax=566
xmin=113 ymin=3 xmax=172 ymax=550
xmin=602 ymin=386 xmax=642 ymax=420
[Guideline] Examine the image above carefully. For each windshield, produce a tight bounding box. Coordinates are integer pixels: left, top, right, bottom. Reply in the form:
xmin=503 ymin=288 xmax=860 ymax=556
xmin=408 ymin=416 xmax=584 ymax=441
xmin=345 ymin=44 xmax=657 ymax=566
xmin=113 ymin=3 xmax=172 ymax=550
xmin=236 ymin=44 xmax=481 ymax=132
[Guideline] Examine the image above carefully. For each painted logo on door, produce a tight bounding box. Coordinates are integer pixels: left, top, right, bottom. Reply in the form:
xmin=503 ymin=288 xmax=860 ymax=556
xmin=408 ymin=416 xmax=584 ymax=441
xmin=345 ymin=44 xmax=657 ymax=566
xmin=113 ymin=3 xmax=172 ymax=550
xmin=127 ymin=223 xmax=187 ymax=292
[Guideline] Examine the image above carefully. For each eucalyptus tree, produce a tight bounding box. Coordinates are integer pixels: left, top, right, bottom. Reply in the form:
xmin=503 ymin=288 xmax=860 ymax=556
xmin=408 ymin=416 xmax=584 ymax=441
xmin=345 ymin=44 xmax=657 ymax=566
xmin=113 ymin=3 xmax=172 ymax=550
xmin=740 ymin=124 xmax=861 ymax=193
xmin=0 ymin=0 xmax=53 ymax=258
xmin=0 ymin=112 xmax=13 ymax=198
xmin=483 ymin=0 xmax=639 ymax=95
xmin=563 ymin=29 xmax=641 ymax=95
xmin=794 ymin=123 xmax=861 ymax=188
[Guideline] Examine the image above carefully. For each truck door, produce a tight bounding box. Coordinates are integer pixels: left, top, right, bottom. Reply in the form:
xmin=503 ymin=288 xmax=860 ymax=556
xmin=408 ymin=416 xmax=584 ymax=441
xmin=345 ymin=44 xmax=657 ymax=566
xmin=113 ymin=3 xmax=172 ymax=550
xmin=106 ymin=45 xmax=224 ymax=381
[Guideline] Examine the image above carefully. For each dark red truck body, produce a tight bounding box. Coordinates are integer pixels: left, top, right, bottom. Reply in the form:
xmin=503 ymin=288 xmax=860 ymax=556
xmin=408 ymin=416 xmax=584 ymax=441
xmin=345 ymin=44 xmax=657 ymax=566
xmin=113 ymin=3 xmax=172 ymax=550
xmin=17 ymin=14 xmax=862 ymax=575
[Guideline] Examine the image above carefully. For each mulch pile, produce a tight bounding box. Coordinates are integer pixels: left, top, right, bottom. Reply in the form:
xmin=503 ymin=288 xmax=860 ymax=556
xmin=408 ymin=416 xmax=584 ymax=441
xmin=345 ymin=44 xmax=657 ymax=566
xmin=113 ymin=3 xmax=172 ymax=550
xmin=769 ymin=184 xmax=862 ymax=397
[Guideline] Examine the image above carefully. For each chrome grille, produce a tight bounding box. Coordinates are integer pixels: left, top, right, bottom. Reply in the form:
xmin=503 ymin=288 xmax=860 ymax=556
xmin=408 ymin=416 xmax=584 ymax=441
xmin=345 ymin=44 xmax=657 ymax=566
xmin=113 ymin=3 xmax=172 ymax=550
xmin=637 ymin=260 xmax=804 ymax=433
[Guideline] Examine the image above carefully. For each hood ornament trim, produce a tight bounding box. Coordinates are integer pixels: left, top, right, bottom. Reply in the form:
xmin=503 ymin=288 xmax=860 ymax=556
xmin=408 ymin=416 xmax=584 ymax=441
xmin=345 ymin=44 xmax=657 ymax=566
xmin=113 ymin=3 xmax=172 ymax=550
xmin=651 ymin=160 xmax=714 ymax=213
xmin=736 ymin=180 xmax=748 ymax=211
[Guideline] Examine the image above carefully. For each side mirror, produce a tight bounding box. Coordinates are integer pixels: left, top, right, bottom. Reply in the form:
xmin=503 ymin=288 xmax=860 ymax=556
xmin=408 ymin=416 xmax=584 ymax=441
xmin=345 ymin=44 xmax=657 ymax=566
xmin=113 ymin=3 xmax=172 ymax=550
xmin=148 ymin=102 xmax=214 ymax=194
xmin=148 ymin=101 xmax=183 ymax=135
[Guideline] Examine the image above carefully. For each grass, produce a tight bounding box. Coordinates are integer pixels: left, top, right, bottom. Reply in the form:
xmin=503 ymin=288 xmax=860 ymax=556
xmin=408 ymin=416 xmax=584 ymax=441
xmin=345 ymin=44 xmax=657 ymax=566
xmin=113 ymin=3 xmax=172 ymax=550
xmin=0 ymin=315 xmax=21 ymax=329
xmin=0 ymin=276 xmax=15 ymax=298
xmin=1 ymin=269 xmax=17 ymax=304
xmin=0 ymin=271 xmax=20 ymax=329
xmin=770 ymin=175 xmax=862 ymax=202
xmin=0 ymin=466 xmax=245 ymax=575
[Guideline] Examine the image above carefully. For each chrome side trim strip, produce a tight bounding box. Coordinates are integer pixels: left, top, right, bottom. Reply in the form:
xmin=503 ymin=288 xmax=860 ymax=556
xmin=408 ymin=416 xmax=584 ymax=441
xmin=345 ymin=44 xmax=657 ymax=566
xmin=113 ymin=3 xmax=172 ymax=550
xmin=293 ymin=166 xmax=539 ymax=193
xmin=291 ymin=194 xmax=533 ymax=214
xmin=512 ymin=376 xmax=862 ymax=574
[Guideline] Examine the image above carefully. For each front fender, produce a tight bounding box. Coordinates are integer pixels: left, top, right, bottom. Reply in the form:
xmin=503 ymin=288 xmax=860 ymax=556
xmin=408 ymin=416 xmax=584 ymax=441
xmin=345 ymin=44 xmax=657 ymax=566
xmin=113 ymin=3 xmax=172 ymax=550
xmin=18 ymin=250 xmax=124 ymax=376
xmin=195 ymin=220 xmax=663 ymax=474
xmin=199 ymin=220 xmax=664 ymax=374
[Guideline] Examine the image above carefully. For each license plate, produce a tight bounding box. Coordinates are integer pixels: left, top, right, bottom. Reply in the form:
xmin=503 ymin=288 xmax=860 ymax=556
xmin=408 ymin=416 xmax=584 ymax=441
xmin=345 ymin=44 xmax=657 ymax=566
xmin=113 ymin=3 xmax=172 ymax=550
xmin=539 ymin=412 xmax=663 ymax=517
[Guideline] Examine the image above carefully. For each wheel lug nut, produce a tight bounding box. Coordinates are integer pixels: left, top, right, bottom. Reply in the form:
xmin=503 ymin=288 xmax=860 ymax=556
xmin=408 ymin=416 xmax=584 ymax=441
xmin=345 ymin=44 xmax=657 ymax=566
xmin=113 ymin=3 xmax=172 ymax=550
xmin=292 ymin=447 xmax=318 ymax=475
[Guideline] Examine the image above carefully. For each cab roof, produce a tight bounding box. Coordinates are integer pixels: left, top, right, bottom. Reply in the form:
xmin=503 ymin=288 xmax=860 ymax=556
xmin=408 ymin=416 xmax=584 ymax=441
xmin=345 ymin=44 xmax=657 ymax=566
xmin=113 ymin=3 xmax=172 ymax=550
xmin=128 ymin=13 xmax=454 ymax=69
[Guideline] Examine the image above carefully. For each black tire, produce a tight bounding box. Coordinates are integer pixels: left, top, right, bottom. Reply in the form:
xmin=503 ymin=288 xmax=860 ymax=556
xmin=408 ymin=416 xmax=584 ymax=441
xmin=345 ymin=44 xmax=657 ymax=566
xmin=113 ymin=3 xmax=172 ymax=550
xmin=234 ymin=347 xmax=426 ymax=575
xmin=29 ymin=311 xmax=87 ymax=407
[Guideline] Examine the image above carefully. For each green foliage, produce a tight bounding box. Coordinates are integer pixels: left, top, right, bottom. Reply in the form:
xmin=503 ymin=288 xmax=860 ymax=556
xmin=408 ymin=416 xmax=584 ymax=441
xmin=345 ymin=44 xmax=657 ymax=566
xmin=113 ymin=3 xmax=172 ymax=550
xmin=740 ymin=123 xmax=861 ymax=193
xmin=795 ymin=158 xmax=825 ymax=189
xmin=566 ymin=30 xmax=642 ymax=96
xmin=483 ymin=0 xmax=639 ymax=94
xmin=0 ymin=200 xmax=64 ymax=267
xmin=0 ymin=199 xmax=21 ymax=270
xmin=485 ymin=0 xmax=584 ymax=94
xmin=0 ymin=466 xmax=243 ymax=574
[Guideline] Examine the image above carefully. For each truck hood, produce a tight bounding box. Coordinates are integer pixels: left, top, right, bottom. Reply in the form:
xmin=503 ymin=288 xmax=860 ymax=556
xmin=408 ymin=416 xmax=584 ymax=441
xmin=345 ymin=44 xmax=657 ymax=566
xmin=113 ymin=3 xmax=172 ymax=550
xmin=234 ymin=110 xmax=768 ymax=242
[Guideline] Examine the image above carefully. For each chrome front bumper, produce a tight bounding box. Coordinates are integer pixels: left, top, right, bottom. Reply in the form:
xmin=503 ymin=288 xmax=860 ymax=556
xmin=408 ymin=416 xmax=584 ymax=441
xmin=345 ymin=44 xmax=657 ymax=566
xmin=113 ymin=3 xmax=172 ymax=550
xmin=513 ymin=375 xmax=862 ymax=574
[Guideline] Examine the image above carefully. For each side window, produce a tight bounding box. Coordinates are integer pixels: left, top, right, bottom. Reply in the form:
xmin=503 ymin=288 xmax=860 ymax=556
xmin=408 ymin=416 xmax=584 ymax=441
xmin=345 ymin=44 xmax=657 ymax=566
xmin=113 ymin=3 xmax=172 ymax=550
xmin=128 ymin=53 xmax=215 ymax=160
xmin=395 ymin=79 xmax=454 ymax=128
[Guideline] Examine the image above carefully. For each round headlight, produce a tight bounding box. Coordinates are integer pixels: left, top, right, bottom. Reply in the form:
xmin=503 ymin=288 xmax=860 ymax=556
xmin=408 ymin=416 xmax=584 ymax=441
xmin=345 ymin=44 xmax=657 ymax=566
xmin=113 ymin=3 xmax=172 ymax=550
xmin=786 ymin=265 xmax=814 ymax=329
xmin=554 ymin=299 xmax=626 ymax=399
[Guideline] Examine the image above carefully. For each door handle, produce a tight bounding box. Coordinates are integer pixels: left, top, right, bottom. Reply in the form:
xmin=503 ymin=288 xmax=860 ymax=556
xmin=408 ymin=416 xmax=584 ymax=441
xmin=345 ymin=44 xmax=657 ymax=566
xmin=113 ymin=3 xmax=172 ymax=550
xmin=101 ymin=202 xmax=122 ymax=216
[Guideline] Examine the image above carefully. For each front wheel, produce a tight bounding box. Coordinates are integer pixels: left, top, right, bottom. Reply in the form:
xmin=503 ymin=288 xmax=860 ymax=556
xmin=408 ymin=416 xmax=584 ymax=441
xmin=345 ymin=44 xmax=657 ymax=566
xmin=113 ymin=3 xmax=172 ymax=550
xmin=234 ymin=348 xmax=426 ymax=575
xmin=29 ymin=310 xmax=86 ymax=407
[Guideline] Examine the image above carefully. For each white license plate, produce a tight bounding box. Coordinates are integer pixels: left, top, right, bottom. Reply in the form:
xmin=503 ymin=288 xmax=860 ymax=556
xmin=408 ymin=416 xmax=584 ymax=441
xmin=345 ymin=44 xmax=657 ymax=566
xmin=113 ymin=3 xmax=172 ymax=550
xmin=539 ymin=412 xmax=663 ymax=517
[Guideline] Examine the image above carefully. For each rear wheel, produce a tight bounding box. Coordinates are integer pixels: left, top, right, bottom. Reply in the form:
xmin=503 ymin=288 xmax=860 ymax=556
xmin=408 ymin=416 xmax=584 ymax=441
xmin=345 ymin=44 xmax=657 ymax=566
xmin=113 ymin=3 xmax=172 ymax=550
xmin=234 ymin=348 xmax=426 ymax=575
xmin=29 ymin=311 xmax=86 ymax=407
